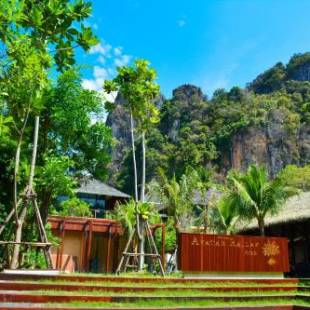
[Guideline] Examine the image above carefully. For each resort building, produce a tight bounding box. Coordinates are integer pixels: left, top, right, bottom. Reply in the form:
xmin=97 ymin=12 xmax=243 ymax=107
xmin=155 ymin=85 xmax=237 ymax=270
xmin=49 ymin=179 xmax=131 ymax=272
xmin=49 ymin=215 xmax=123 ymax=273
xmin=240 ymin=191 xmax=310 ymax=277
xmin=76 ymin=178 xmax=131 ymax=218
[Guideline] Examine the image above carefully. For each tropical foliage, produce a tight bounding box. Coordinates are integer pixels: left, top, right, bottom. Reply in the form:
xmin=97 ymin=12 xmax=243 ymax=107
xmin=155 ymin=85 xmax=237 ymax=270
xmin=0 ymin=0 xmax=111 ymax=269
xmin=208 ymin=197 xmax=240 ymax=235
xmin=110 ymin=200 xmax=160 ymax=233
xmin=111 ymin=52 xmax=310 ymax=193
xmin=58 ymin=197 xmax=92 ymax=218
xmin=104 ymin=59 xmax=160 ymax=202
xmin=220 ymin=165 xmax=294 ymax=235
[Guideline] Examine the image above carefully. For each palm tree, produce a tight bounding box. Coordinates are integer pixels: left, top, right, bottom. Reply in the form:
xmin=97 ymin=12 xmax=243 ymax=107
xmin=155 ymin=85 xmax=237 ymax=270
xmin=224 ymin=164 xmax=292 ymax=236
xmin=208 ymin=197 xmax=240 ymax=235
xmin=148 ymin=169 xmax=196 ymax=230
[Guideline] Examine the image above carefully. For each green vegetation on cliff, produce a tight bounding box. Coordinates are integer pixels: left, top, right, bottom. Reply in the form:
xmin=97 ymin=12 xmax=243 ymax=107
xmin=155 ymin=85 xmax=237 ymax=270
xmin=108 ymin=53 xmax=310 ymax=194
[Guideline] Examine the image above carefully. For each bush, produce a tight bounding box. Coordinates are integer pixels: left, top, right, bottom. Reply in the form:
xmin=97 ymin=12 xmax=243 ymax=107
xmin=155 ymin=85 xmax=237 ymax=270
xmin=59 ymin=197 xmax=92 ymax=217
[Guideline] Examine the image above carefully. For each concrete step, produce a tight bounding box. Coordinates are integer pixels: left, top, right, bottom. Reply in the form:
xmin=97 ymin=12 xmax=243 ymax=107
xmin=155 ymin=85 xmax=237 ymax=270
xmin=0 ymin=303 xmax=302 ymax=310
xmin=0 ymin=281 xmax=299 ymax=293
xmin=0 ymin=290 xmax=295 ymax=303
xmin=0 ymin=273 xmax=299 ymax=285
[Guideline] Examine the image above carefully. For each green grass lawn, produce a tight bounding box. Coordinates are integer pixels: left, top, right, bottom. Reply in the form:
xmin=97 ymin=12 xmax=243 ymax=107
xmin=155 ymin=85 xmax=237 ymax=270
xmin=27 ymin=288 xmax=297 ymax=297
xmin=32 ymin=279 xmax=298 ymax=288
xmin=47 ymin=299 xmax=310 ymax=309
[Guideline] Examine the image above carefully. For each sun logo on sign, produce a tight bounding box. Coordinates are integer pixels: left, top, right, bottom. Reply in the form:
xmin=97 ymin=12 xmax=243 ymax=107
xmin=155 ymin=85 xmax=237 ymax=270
xmin=262 ymin=241 xmax=280 ymax=257
xmin=262 ymin=241 xmax=280 ymax=266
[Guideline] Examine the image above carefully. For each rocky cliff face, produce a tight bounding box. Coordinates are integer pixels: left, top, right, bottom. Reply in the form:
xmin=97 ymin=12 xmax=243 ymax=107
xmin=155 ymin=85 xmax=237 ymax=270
xmin=106 ymin=94 xmax=165 ymax=185
xmin=288 ymin=62 xmax=310 ymax=81
xmin=229 ymin=109 xmax=310 ymax=177
xmin=106 ymin=99 xmax=130 ymax=185
xmin=106 ymin=54 xmax=310 ymax=185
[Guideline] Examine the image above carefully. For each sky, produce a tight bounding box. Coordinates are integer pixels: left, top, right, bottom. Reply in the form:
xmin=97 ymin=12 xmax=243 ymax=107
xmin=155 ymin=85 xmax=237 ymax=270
xmin=79 ymin=0 xmax=310 ymax=98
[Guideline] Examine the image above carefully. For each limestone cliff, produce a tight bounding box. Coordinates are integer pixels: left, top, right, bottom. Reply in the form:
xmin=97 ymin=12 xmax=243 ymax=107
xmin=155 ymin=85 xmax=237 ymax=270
xmin=106 ymin=53 xmax=310 ymax=187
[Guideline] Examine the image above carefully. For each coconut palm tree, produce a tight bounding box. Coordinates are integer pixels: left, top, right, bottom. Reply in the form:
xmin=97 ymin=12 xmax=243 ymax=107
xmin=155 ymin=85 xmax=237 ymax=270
xmin=224 ymin=164 xmax=292 ymax=236
xmin=208 ymin=196 xmax=240 ymax=235
xmin=148 ymin=169 xmax=196 ymax=230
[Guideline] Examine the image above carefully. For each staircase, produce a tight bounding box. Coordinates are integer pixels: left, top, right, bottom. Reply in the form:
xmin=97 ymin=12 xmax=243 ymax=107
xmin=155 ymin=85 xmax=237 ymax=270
xmin=0 ymin=273 xmax=308 ymax=309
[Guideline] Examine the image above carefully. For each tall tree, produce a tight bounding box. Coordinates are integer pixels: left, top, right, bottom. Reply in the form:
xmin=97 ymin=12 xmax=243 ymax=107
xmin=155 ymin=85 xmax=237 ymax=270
xmin=104 ymin=60 xmax=160 ymax=200
xmin=0 ymin=0 xmax=98 ymax=268
xmin=223 ymin=165 xmax=292 ymax=236
xmin=37 ymin=68 xmax=112 ymax=223
xmin=104 ymin=59 xmax=160 ymax=270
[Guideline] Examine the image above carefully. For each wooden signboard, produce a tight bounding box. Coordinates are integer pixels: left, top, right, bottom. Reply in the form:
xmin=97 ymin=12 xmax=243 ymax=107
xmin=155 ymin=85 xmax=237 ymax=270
xmin=178 ymin=233 xmax=289 ymax=273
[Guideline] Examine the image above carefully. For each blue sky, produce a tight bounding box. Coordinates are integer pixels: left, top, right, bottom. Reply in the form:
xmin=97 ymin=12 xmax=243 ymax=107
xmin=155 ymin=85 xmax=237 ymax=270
xmin=80 ymin=0 xmax=310 ymax=98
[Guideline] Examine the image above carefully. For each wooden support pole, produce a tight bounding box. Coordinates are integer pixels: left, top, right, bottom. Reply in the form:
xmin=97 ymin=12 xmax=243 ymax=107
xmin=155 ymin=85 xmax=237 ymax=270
xmin=86 ymin=220 xmax=93 ymax=272
xmin=116 ymin=229 xmax=135 ymax=274
xmin=80 ymin=222 xmax=87 ymax=272
xmin=0 ymin=241 xmax=51 ymax=246
xmin=106 ymin=224 xmax=112 ymax=273
xmin=113 ymin=235 xmax=120 ymax=272
xmin=58 ymin=220 xmax=65 ymax=271
xmin=161 ymin=224 xmax=166 ymax=270
xmin=28 ymin=116 xmax=39 ymax=190
xmin=33 ymin=198 xmax=53 ymax=268
xmin=0 ymin=208 xmax=15 ymax=236
xmin=56 ymin=230 xmax=60 ymax=270
xmin=146 ymin=222 xmax=165 ymax=276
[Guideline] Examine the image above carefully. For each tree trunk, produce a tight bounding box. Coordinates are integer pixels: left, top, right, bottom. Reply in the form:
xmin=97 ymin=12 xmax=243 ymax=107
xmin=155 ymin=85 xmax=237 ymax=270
xmin=140 ymin=131 xmax=146 ymax=202
xmin=130 ymin=111 xmax=144 ymax=270
xmin=138 ymin=131 xmax=147 ymax=270
xmin=10 ymin=205 xmax=27 ymax=269
xmin=13 ymin=109 xmax=30 ymax=221
xmin=40 ymin=190 xmax=52 ymax=225
xmin=258 ymin=217 xmax=265 ymax=236
xmin=130 ymin=111 xmax=138 ymax=202
xmin=10 ymin=116 xmax=40 ymax=269
xmin=138 ymin=217 xmax=145 ymax=271
xmin=29 ymin=116 xmax=40 ymax=189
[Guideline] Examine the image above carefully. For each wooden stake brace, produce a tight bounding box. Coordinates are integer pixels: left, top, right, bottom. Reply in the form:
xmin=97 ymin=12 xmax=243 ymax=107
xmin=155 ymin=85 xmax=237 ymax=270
xmin=0 ymin=188 xmax=54 ymax=269
xmin=0 ymin=116 xmax=53 ymax=270
xmin=116 ymin=218 xmax=165 ymax=276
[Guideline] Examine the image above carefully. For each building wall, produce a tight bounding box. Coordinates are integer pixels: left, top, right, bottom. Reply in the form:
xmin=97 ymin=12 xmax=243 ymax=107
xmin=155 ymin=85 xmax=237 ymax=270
xmin=241 ymin=220 xmax=310 ymax=277
xmin=51 ymin=230 xmax=121 ymax=273
xmin=51 ymin=231 xmax=83 ymax=272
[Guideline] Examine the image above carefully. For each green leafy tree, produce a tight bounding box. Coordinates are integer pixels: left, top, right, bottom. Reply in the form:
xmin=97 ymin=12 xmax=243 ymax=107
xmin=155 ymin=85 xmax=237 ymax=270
xmin=59 ymin=197 xmax=92 ymax=218
xmin=276 ymin=164 xmax=310 ymax=192
xmin=35 ymin=155 xmax=76 ymax=223
xmin=0 ymin=0 xmax=98 ymax=269
xmin=247 ymin=62 xmax=286 ymax=94
xmin=104 ymin=59 xmax=160 ymax=270
xmin=104 ymin=59 xmax=160 ymax=201
xmin=111 ymin=200 xmax=160 ymax=233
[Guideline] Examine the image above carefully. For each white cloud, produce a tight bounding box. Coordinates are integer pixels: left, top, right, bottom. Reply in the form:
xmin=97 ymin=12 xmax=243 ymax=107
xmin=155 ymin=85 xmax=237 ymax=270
xmin=115 ymin=54 xmax=131 ymax=67
xmin=94 ymin=66 xmax=109 ymax=79
xmin=89 ymin=43 xmax=112 ymax=56
xmin=177 ymin=19 xmax=186 ymax=28
xmin=103 ymin=91 xmax=118 ymax=103
xmin=114 ymin=47 xmax=123 ymax=56
xmin=97 ymin=55 xmax=105 ymax=64
xmin=82 ymin=79 xmax=102 ymax=92
xmin=82 ymin=66 xmax=109 ymax=92
xmin=82 ymin=40 xmax=132 ymax=104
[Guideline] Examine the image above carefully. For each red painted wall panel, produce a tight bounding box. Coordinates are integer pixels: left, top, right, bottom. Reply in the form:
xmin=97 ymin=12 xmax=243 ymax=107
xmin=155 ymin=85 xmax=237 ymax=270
xmin=178 ymin=233 xmax=289 ymax=272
